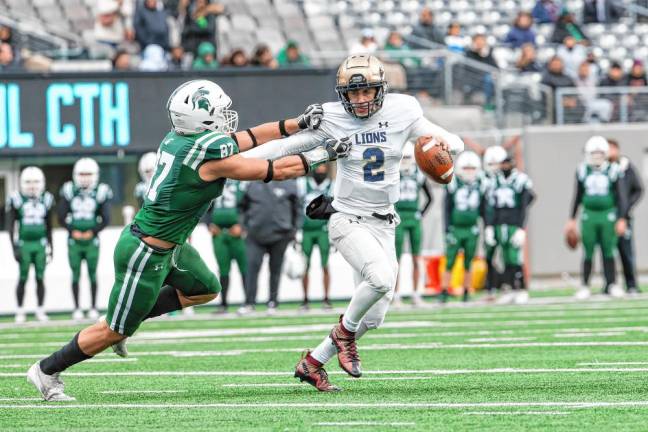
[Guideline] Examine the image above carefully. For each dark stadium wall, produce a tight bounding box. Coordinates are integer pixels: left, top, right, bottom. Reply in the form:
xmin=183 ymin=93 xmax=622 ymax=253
xmin=0 ymin=69 xmax=337 ymax=157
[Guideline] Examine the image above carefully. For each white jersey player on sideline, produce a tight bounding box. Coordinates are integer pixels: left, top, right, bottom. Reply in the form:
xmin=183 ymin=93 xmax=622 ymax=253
xmin=242 ymin=54 xmax=464 ymax=391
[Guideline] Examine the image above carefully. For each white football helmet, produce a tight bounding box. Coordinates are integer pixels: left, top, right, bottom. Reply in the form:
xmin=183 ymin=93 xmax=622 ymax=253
xmin=283 ymin=244 xmax=306 ymax=280
xmin=400 ymin=142 xmax=417 ymax=176
xmin=20 ymin=166 xmax=45 ymax=198
xmin=73 ymin=158 xmax=99 ymax=190
xmin=584 ymin=135 xmax=609 ymax=167
xmin=456 ymin=151 xmax=482 ymax=183
xmin=138 ymin=152 xmax=158 ymax=183
xmin=483 ymin=145 xmax=507 ymax=174
xmin=167 ymin=80 xmax=239 ymax=135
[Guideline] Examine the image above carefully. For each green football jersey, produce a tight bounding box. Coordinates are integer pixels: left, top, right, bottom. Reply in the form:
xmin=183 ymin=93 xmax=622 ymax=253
xmin=446 ymin=176 xmax=486 ymax=227
xmin=396 ymin=168 xmax=426 ymax=214
xmin=211 ymin=180 xmax=246 ymax=228
xmin=297 ymin=177 xmax=332 ymax=230
xmin=60 ymin=181 xmax=113 ymax=232
xmin=489 ymin=169 xmax=533 ymax=210
xmin=577 ymin=162 xmax=620 ymax=211
xmin=7 ymin=192 xmax=54 ymax=241
xmin=134 ymin=130 xmax=238 ymax=244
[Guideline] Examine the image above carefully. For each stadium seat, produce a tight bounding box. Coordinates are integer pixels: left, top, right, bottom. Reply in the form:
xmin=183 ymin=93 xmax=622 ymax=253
xmin=230 ymin=14 xmax=257 ymax=33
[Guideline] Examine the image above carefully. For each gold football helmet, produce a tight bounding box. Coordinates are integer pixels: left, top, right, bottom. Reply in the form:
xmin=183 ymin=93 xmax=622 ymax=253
xmin=335 ymin=54 xmax=388 ymax=119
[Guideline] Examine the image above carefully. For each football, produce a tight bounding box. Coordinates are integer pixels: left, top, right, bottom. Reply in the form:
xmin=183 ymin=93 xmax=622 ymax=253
xmin=414 ymin=136 xmax=454 ymax=184
xmin=565 ymin=227 xmax=580 ymax=250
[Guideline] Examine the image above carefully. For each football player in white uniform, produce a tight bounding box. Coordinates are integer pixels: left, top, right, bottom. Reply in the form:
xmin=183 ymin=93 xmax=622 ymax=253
xmin=242 ymin=54 xmax=464 ymax=391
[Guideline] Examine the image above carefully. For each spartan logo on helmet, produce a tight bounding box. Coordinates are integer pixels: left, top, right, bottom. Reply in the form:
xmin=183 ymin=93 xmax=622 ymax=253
xmin=336 ymin=55 xmax=388 ymax=119
xmin=191 ymin=88 xmax=213 ymax=113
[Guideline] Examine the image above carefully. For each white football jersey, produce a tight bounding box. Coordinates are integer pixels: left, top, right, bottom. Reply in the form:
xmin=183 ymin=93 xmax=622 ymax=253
xmin=242 ymin=93 xmax=464 ymax=216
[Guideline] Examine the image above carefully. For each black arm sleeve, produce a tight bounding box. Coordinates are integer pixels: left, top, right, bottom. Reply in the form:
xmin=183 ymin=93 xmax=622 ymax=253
xmin=518 ymin=188 xmax=536 ymax=228
xmin=614 ymin=177 xmax=630 ymax=220
xmin=238 ymin=191 xmax=250 ymax=228
xmin=443 ymin=191 xmax=453 ymax=233
xmin=420 ymin=182 xmax=433 ymax=216
xmin=570 ymin=177 xmax=584 ymax=219
xmin=290 ymin=192 xmax=303 ymax=230
xmin=92 ymin=201 xmax=112 ymax=235
xmin=626 ymin=164 xmax=644 ymax=213
xmin=6 ymin=204 xmax=17 ymax=245
xmin=45 ymin=210 xmax=53 ymax=247
xmin=58 ymin=197 xmax=72 ymax=233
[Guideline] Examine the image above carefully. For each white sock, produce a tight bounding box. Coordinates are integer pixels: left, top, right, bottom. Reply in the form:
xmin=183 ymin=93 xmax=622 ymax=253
xmin=342 ymin=282 xmax=385 ymax=332
xmin=310 ymin=336 xmax=337 ymax=365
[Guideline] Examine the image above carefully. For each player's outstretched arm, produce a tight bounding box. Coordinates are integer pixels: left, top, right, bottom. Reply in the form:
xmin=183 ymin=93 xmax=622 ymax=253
xmin=232 ymin=104 xmax=323 ymax=152
xmin=409 ymin=117 xmax=465 ymax=155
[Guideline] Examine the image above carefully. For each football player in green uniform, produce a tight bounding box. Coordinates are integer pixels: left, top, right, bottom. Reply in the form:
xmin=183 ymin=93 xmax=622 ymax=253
xmin=566 ymin=136 xmax=628 ymax=300
xmin=7 ymin=167 xmax=54 ymax=323
xmin=209 ymin=180 xmax=247 ymax=313
xmin=393 ymin=150 xmax=432 ymax=307
xmin=442 ymin=151 xmax=487 ymax=302
xmin=28 ymin=79 xmax=349 ymax=401
xmin=297 ymin=164 xmax=333 ymax=310
xmin=482 ymin=145 xmax=507 ymax=297
xmin=134 ymin=152 xmax=157 ymax=208
xmin=58 ymin=158 xmax=113 ymax=321
xmin=484 ymin=153 xmax=535 ymax=304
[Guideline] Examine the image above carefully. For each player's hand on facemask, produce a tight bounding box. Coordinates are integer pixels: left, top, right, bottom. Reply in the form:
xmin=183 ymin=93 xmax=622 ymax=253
xmin=511 ymin=228 xmax=526 ymax=248
xmin=484 ymin=226 xmax=496 ymax=246
xmin=323 ymin=137 xmax=352 ymax=160
xmin=298 ymin=104 xmax=324 ymax=131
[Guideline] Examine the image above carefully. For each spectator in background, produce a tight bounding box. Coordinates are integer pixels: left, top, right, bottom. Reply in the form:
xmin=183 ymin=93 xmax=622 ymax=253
xmin=505 ymin=12 xmax=536 ymax=48
xmin=134 ymin=0 xmax=169 ymax=50
xmin=239 ymin=180 xmax=301 ymax=315
xmin=384 ymin=31 xmax=419 ymax=67
xmin=557 ymin=35 xmax=587 ymax=79
xmin=551 ymin=10 xmax=588 ymax=44
xmin=445 ymin=22 xmax=467 ymax=53
xmin=225 ymin=48 xmax=249 ymax=67
xmin=191 ymin=40 xmax=218 ymax=69
xmin=0 ymin=25 xmax=13 ymax=45
xmin=542 ymin=55 xmax=578 ymax=117
xmin=465 ymin=34 xmax=497 ymax=107
xmin=138 ymin=44 xmax=168 ymax=71
xmin=410 ymin=7 xmax=445 ymax=48
xmin=180 ymin=0 xmax=224 ymax=55
xmin=94 ymin=0 xmax=132 ymax=48
xmin=349 ymin=29 xmax=378 ymax=55
xmin=575 ymin=60 xmax=613 ymax=122
xmin=466 ymin=34 xmax=497 ymax=68
xmin=532 ymin=0 xmax=561 ymax=23
xmin=627 ymin=60 xmax=648 ymax=86
xmin=600 ymin=61 xmax=626 ymax=86
xmin=251 ymin=44 xmax=278 ymax=69
xmin=0 ymin=43 xmax=21 ymax=72
xmin=167 ymin=45 xmax=188 ymax=70
xmin=583 ymin=0 xmax=622 ymax=24
xmin=516 ymin=43 xmax=542 ymax=72
xmin=112 ymin=49 xmax=132 ymax=70
xmin=277 ymin=40 xmax=309 ymax=67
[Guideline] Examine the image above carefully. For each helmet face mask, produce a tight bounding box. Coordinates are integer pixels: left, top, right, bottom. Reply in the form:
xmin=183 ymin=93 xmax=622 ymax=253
xmin=73 ymin=158 xmax=99 ymax=190
xmin=167 ymin=80 xmax=239 ymax=135
xmin=336 ymin=55 xmax=388 ymax=119
xmin=584 ymin=136 xmax=609 ymax=168
xmin=20 ymin=167 xmax=45 ymax=198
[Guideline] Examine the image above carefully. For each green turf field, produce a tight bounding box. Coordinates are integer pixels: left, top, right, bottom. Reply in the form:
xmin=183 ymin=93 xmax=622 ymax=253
xmin=2 ymin=294 xmax=648 ymax=431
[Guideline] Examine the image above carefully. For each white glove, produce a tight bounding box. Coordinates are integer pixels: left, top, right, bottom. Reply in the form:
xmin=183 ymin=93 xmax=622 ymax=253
xmin=511 ymin=228 xmax=526 ymax=248
xmin=484 ymin=226 xmax=496 ymax=246
xmin=297 ymin=104 xmax=324 ymax=130
xmin=323 ymin=136 xmax=352 ymax=160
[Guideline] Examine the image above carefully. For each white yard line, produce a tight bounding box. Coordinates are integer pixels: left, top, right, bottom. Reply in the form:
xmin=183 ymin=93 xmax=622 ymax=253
xmin=577 ymin=362 xmax=648 ymax=366
xmin=1 ymin=401 xmax=648 ymax=409
xmin=99 ymin=390 xmax=188 ymax=394
xmin=221 ymin=383 xmax=304 ymax=388
xmin=0 ymin=398 xmax=42 ymax=401
xmin=314 ymin=422 xmax=416 ymax=426
xmin=463 ymin=411 xmax=570 ymax=416
xmin=554 ymin=332 xmax=626 ymax=338
xmin=467 ymin=337 xmax=536 ymax=343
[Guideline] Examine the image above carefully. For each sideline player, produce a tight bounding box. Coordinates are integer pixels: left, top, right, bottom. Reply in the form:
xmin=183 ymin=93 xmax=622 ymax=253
xmin=7 ymin=167 xmax=54 ymax=323
xmin=134 ymin=152 xmax=157 ymax=208
xmin=58 ymin=159 xmax=113 ymax=321
xmin=27 ymin=79 xmax=348 ymax=401
xmin=242 ymin=55 xmax=464 ymax=391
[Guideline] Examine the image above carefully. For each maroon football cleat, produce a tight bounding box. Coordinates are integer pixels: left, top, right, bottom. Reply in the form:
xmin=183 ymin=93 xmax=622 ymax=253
xmin=294 ymin=351 xmax=341 ymax=392
xmin=329 ymin=315 xmax=362 ymax=378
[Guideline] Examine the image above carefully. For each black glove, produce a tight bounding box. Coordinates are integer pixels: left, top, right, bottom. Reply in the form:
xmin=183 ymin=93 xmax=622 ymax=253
xmin=323 ymin=136 xmax=352 ymax=160
xmin=306 ymin=194 xmax=337 ymax=220
xmin=297 ymin=104 xmax=324 ymax=130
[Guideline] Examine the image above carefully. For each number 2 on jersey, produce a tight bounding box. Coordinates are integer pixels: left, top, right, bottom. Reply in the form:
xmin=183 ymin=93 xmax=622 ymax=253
xmin=147 ymin=151 xmax=174 ymax=202
xmin=363 ymin=147 xmax=385 ymax=182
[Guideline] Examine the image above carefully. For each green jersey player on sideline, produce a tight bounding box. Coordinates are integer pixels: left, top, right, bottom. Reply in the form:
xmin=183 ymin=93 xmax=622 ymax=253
xmin=484 ymin=153 xmax=535 ymax=305
xmin=566 ymin=136 xmax=628 ymax=300
xmin=209 ymin=179 xmax=247 ymax=313
xmin=393 ymin=149 xmax=432 ymax=307
xmin=297 ymin=163 xmax=333 ymax=310
xmin=7 ymin=167 xmax=54 ymax=323
xmin=27 ymin=79 xmax=351 ymax=401
xmin=441 ymin=151 xmax=487 ymax=302
xmin=58 ymin=158 xmax=113 ymax=321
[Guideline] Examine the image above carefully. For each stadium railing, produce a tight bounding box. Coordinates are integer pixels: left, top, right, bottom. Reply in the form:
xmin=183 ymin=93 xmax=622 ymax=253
xmin=555 ymin=86 xmax=648 ymax=124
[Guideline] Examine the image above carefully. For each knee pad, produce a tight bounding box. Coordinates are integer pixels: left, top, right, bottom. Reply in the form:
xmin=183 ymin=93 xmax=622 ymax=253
xmin=363 ymin=264 xmax=396 ymax=293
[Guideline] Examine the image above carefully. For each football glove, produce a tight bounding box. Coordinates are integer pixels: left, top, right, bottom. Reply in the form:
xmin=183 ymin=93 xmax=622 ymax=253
xmin=323 ymin=136 xmax=352 ymax=160
xmin=484 ymin=226 xmax=496 ymax=247
xmin=510 ymin=228 xmax=526 ymax=248
xmin=297 ymin=103 xmax=324 ymax=130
